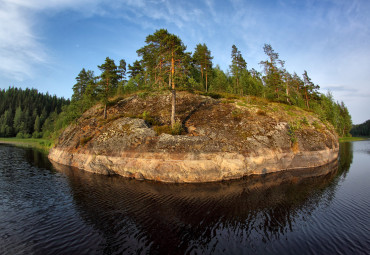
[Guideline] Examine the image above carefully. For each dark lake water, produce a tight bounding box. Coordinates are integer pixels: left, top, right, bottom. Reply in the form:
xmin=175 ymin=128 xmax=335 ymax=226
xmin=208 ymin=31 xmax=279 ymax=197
xmin=0 ymin=141 xmax=369 ymax=255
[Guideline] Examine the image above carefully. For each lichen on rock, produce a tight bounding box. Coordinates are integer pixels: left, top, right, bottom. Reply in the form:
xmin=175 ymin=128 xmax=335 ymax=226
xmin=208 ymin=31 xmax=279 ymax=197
xmin=49 ymin=91 xmax=339 ymax=183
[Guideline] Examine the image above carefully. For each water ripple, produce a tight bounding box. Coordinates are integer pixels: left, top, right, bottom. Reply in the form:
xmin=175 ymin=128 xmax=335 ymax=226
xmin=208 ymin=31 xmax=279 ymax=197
xmin=0 ymin=143 xmax=370 ymax=254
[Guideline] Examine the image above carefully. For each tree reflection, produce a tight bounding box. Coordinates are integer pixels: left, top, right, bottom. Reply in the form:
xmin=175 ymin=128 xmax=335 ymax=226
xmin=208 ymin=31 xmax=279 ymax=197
xmin=338 ymin=142 xmax=353 ymax=176
xmin=51 ymin=158 xmax=343 ymax=254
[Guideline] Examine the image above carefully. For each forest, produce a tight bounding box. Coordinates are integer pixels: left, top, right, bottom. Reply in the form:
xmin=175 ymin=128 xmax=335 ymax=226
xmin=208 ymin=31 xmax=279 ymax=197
xmin=350 ymin=120 xmax=370 ymax=137
xmin=0 ymin=87 xmax=69 ymax=138
xmin=0 ymin=29 xmax=352 ymax=139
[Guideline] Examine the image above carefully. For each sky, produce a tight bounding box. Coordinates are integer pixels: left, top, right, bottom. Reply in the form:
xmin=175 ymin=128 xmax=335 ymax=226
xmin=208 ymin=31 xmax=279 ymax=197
xmin=0 ymin=0 xmax=369 ymax=124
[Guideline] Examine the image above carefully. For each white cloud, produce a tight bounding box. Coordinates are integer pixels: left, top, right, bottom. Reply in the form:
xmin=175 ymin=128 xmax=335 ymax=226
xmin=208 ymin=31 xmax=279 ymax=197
xmin=0 ymin=0 xmax=107 ymax=81
xmin=0 ymin=0 xmax=212 ymax=81
xmin=0 ymin=1 xmax=46 ymax=80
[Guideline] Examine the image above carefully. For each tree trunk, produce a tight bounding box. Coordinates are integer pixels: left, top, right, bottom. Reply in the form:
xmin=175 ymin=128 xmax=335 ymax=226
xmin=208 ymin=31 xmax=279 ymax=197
xmin=171 ymin=50 xmax=176 ymax=129
xmin=286 ymin=82 xmax=290 ymax=104
xmin=104 ymin=104 xmax=107 ymax=119
xmin=171 ymin=89 xmax=176 ymax=128
xmin=205 ymin=71 xmax=208 ymax=92
xmin=305 ymin=88 xmax=309 ymax=109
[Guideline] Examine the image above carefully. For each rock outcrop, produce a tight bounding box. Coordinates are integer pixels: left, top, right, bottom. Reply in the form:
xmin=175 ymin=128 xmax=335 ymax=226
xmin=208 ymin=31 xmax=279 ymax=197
xmin=48 ymin=91 xmax=339 ymax=182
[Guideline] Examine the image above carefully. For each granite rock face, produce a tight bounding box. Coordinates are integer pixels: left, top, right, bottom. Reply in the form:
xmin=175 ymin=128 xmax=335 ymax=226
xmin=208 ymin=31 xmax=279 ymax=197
xmin=49 ymin=91 xmax=339 ymax=183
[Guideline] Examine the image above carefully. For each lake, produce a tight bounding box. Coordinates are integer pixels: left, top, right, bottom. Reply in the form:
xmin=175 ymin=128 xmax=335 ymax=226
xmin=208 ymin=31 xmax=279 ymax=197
xmin=0 ymin=141 xmax=369 ymax=254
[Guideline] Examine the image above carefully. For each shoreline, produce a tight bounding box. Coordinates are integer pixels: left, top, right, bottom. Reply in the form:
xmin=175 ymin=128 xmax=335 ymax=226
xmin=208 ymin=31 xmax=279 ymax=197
xmin=339 ymin=137 xmax=369 ymax=142
xmin=48 ymin=147 xmax=339 ymax=183
xmin=0 ymin=138 xmax=53 ymax=152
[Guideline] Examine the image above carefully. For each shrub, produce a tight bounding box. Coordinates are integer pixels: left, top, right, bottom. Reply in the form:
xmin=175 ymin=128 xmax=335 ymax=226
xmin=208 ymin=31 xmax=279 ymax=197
xmin=231 ymin=110 xmax=242 ymax=121
xmin=301 ymin=116 xmax=309 ymax=125
xmin=171 ymin=121 xmax=183 ymax=135
xmin=288 ymin=125 xmax=297 ymax=144
xmin=32 ymin=131 xmax=43 ymax=138
xmin=16 ymin=132 xmax=31 ymax=139
xmin=138 ymin=92 xmax=149 ymax=99
xmin=142 ymin=111 xmax=160 ymax=126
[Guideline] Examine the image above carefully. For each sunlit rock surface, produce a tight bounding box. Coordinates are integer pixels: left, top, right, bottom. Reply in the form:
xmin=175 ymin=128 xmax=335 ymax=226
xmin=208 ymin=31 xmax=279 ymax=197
xmin=49 ymin=91 xmax=339 ymax=182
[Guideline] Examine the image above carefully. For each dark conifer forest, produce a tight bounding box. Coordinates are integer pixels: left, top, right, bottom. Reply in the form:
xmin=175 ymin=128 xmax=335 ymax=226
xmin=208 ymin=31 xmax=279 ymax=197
xmin=0 ymin=87 xmax=69 ymax=138
xmin=1 ymin=29 xmax=353 ymax=139
xmin=351 ymin=120 xmax=370 ymax=137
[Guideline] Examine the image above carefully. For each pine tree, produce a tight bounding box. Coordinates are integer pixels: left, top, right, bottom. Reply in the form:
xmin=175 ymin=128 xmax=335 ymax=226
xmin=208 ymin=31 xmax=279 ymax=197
xmin=13 ymin=106 xmax=24 ymax=135
xmin=193 ymin=43 xmax=213 ymax=92
xmin=72 ymin=68 xmax=95 ymax=102
xmin=34 ymin=115 xmax=41 ymax=133
xmin=137 ymin=29 xmax=189 ymax=128
xmin=97 ymin=57 xmax=119 ymax=119
xmin=259 ymin=44 xmax=285 ymax=99
xmin=302 ymin=70 xmax=320 ymax=109
xmin=230 ymin=45 xmax=247 ymax=95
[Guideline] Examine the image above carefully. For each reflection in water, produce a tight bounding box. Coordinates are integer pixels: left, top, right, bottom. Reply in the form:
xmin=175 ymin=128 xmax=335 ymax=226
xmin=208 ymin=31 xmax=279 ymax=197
xmin=52 ymin=160 xmax=343 ymax=254
xmin=338 ymin=142 xmax=353 ymax=175
xmin=2 ymin=143 xmax=363 ymax=255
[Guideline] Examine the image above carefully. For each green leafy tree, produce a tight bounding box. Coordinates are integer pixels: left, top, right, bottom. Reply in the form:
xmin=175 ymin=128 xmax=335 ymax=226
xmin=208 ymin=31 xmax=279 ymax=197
xmin=72 ymin=68 xmax=95 ymax=102
xmin=118 ymin=59 xmax=127 ymax=82
xmin=193 ymin=43 xmax=213 ymax=92
xmin=209 ymin=65 xmax=229 ymax=93
xmin=302 ymin=70 xmax=320 ymax=109
xmin=34 ymin=115 xmax=41 ymax=132
xmin=259 ymin=44 xmax=285 ymax=99
xmin=97 ymin=57 xmax=119 ymax=119
xmin=230 ymin=45 xmax=247 ymax=95
xmin=163 ymin=33 xmax=188 ymax=128
xmin=13 ymin=106 xmax=24 ymax=135
xmin=137 ymin=29 xmax=171 ymax=88
xmin=338 ymin=101 xmax=352 ymax=137
xmin=137 ymin=29 xmax=189 ymax=128
xmin=0 ymin=110 xmax=14 ymax=137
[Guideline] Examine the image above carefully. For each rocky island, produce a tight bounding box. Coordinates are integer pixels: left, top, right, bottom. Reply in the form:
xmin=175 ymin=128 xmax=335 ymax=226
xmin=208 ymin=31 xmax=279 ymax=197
xmin=48 ymin=91 xmax=339 ymax=183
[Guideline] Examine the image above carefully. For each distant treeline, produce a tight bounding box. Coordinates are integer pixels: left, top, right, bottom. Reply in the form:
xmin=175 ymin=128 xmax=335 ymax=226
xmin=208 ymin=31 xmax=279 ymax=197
xmin=0 ymin=87 xmax=70 ymax=138
xmin=350 ymin=120 xmax=370 ymax=137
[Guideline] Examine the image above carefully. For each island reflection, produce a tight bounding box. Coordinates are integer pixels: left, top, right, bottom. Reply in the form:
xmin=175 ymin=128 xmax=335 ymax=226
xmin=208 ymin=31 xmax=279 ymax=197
xmin=46 ymin=147 xmax=352 ymax=254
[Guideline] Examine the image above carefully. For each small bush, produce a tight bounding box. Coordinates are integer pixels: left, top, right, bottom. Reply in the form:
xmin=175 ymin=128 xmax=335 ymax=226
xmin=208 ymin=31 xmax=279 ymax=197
xmin=231 ymin=110 xmax=242 ymax=121
xmin=32 ymin=131 xmax=43 ymax=138
xmin=171 ymin=121 xmax=183 ymax=135
xmin=39 ymin=141 xmax=52 ymax=148
xmin=138 ymin=92 xmax=150 ymax=99
xmin=312 ymin=120 xmax=321 ymax=130
xmin=301 ymin=116 xmax=309 ymax=125
xmin=288 ymin=125 xmax=297 ymax=144
xmin=16 ymin=132 xmax=31 ymax=139
xmin=142 ymin=111 xmax=160 ymax=126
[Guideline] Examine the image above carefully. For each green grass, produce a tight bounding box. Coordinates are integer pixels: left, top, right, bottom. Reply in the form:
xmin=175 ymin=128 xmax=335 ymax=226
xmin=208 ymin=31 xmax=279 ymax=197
xmin=339 ymin=137 xmax=369 ymax=142
xmin=0 ymin=138 xmax=53 ymax=151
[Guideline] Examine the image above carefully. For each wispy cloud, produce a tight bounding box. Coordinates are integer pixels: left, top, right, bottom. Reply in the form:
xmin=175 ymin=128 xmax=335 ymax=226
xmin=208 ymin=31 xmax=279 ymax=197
xmin=0 ymin=1 xmax=46 ymax=80
xmin=0 ymin=0 xmax=110 ymax=81
xmin=0 ymin=0 xmax=211 ymax=81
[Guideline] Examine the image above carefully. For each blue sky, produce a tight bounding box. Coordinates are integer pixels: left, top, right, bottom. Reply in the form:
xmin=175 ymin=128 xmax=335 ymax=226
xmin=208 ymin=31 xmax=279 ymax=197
xmin=0 ymin=0 xmax=369 ymax=124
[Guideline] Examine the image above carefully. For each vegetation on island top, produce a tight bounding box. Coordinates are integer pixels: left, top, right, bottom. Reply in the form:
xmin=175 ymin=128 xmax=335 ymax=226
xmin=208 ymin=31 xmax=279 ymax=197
xmin=1 ymin=28 xmax=352 ymax=142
